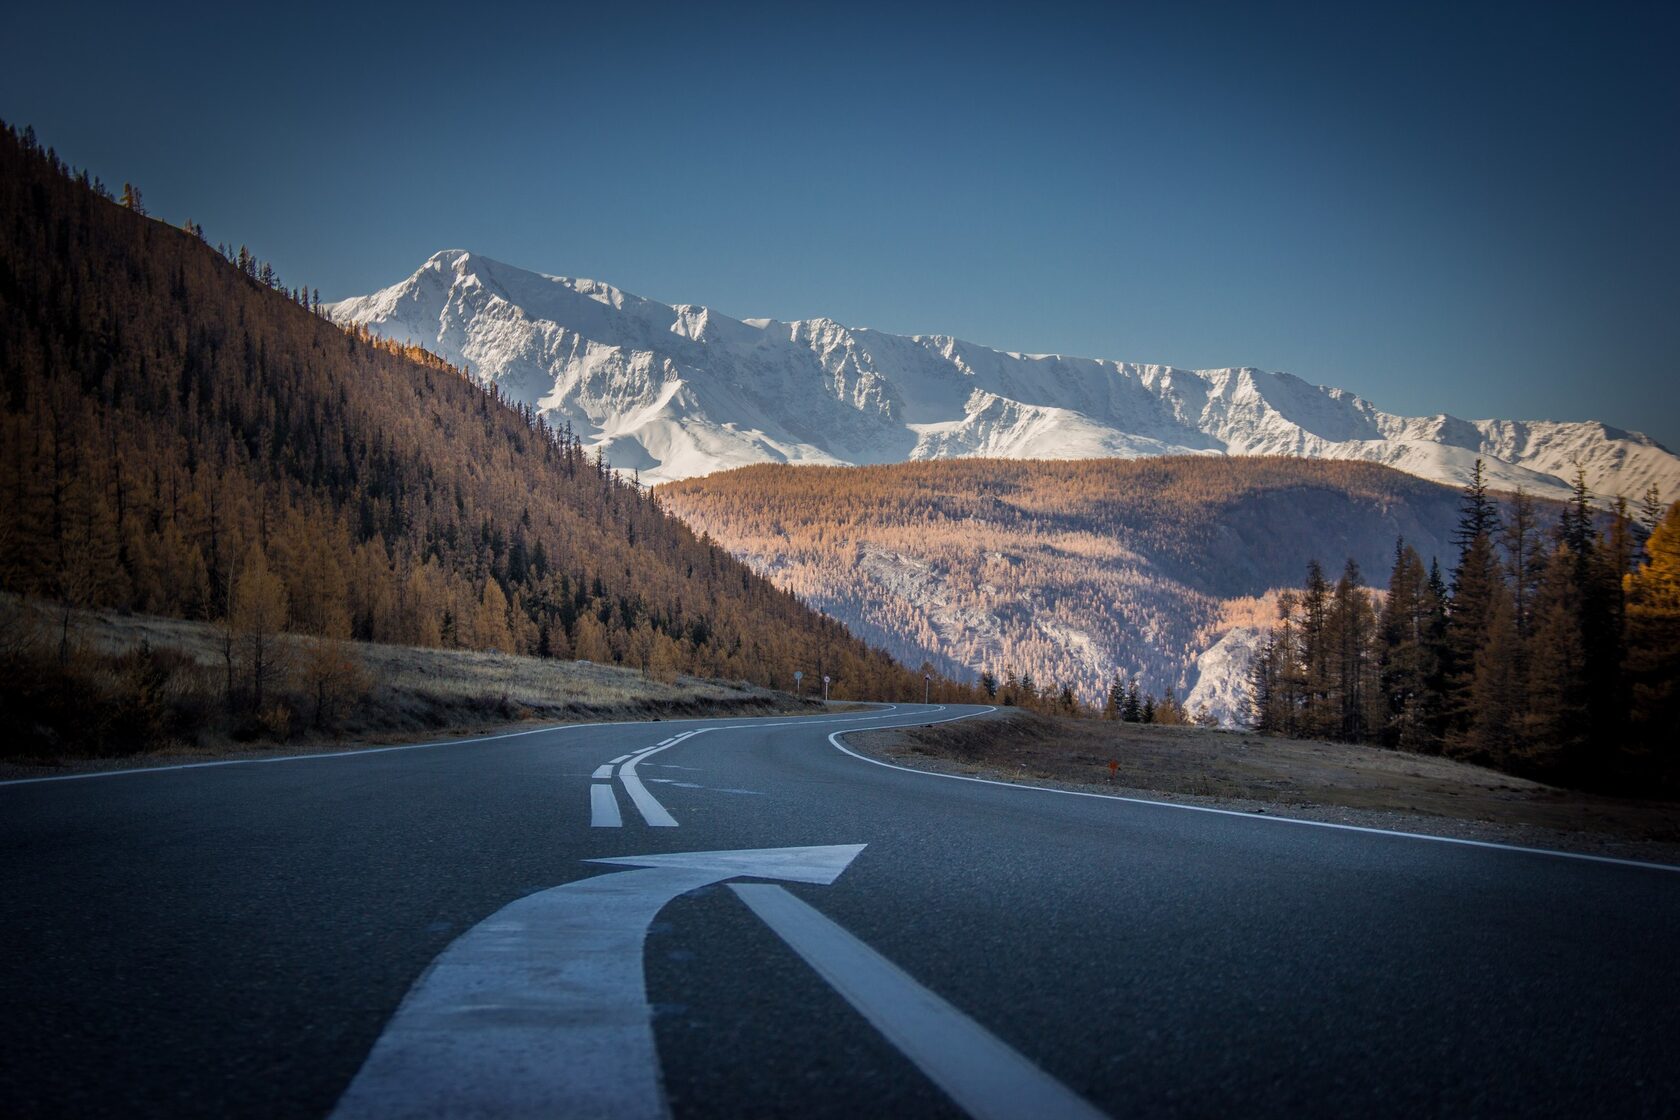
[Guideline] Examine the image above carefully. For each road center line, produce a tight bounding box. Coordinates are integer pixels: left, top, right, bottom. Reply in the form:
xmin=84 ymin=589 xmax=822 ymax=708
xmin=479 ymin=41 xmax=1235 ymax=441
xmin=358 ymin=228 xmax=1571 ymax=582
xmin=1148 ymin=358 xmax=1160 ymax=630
xmin=590 ymin=784 xmax=623 ymax=827
xmin=591 ymin=765 xmax=614 ymax=780
xmin=730 ymin=883 xmax=1107 ymax=1120
xmin=618 ymin=735 xmax=704 ymax=828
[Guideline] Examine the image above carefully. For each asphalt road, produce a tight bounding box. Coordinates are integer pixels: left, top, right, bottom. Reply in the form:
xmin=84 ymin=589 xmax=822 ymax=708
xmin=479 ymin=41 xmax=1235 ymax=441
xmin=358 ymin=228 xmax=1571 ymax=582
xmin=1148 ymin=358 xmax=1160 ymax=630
xmin=3 ymin=704 xmax=1678 ymax=1118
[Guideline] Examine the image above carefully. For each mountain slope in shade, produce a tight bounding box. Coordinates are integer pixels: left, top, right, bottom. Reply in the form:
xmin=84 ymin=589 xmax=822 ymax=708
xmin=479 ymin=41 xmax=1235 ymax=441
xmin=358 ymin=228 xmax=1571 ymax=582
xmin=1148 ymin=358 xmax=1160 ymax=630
xmin=329 ymin=251 xmax=1680 ymax=502
xmin=658 ymin=457 xmax=1479 ymax=724
xmin=0 ymin=125 xmax=933 ymax=703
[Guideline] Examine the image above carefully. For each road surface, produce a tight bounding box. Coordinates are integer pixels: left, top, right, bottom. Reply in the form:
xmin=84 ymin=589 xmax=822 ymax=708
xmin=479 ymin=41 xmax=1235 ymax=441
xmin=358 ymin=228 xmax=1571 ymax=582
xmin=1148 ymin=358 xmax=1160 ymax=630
xmin=3 ymin=704 xmax=1677 ymax=1118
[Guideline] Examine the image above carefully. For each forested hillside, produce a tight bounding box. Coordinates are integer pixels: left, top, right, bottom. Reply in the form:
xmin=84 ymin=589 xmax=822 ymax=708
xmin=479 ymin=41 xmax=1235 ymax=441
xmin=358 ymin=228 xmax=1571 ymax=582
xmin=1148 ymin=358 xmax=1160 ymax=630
xmin=659 ymin=457 xmax=1477 ymax=710
xmin=0 ymin=123 xmax=937 ymax=705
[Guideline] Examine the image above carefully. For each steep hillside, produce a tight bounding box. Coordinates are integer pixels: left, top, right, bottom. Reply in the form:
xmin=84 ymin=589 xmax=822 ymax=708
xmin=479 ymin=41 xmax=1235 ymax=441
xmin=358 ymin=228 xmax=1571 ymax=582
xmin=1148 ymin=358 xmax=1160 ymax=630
xmin=660 ymin=457 xmax=1477 ymax=720
xmin=329 ymin=250 xmax=1680 ymax=502
xmin=0 ymin=123 xmax=931 ymax=704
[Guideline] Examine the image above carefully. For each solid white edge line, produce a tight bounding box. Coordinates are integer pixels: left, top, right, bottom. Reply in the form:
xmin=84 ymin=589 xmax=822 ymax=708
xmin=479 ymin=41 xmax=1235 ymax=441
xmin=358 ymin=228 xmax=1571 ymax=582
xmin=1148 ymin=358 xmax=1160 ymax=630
xmin=0 ymin=704 xmax=917 ymax=788
xmin=827 ymin=711 xmax=1680 ymax=875
xmin=589 ymin=783 xmax=623 ymax=828
xmin=730 ymin=883 xmax=1108 ymax=1120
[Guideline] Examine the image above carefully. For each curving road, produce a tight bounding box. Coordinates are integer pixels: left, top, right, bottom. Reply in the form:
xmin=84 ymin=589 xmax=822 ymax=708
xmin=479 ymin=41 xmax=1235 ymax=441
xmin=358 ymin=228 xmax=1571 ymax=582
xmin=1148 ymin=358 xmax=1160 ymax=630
xmin=3 ymin=704 xmax=1678 ymax=1118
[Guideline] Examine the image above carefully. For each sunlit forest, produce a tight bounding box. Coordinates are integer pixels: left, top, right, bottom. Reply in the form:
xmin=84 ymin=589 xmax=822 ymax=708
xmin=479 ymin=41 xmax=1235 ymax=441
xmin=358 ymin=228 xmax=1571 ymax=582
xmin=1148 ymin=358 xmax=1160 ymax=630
xmin=0 ymin=121 xmax=961 ymax=747
xmin=660 ymin=457 xmax=1471 ymax=707
xmin=1251 ymin=463 xmax=1677 ymax=789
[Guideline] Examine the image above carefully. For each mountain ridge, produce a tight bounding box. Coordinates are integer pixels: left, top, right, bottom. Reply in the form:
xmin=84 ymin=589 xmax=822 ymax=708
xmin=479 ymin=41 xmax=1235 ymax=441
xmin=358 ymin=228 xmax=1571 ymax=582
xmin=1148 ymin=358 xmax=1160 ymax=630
xmin=328 ymin=250 xmax=1680 ymax=501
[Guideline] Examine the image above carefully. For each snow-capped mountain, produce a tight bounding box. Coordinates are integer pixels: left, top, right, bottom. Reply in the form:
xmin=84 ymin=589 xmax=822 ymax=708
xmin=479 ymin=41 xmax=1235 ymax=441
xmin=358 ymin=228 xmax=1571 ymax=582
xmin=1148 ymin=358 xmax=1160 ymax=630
xmin=328 ymin=251 xmax=1680 ymax=501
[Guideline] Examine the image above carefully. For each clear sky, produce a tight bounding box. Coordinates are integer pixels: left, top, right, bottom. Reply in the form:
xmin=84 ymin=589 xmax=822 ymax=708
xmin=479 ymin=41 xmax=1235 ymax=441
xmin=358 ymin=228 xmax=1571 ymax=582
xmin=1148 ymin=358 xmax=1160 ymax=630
xmin=5 ymin=1 xmax=1676 ymax=447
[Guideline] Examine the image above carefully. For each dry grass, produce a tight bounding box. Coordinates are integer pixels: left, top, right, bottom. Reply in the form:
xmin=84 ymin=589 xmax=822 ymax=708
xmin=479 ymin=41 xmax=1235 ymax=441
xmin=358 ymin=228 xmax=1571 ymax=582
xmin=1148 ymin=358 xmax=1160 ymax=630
xmin=0 ymin=596 xmax=818 ymax=772
xmin=853 ymin=709 xmax=1680 ymax=859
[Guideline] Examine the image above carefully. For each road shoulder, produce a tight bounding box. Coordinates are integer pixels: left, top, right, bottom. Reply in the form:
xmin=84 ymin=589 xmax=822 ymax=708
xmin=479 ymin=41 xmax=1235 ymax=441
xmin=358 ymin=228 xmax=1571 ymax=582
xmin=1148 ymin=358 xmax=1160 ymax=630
xmin=845 ymin=710 xmax=1680 ymax=867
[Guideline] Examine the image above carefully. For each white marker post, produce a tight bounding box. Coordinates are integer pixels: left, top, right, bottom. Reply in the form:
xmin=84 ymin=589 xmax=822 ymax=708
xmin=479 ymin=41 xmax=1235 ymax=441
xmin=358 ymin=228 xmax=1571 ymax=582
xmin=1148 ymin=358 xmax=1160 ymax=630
xmin=794 ymin=669 xmax=804 ymax=699
xmin=823 ymin=674 xmax=831 ymax=702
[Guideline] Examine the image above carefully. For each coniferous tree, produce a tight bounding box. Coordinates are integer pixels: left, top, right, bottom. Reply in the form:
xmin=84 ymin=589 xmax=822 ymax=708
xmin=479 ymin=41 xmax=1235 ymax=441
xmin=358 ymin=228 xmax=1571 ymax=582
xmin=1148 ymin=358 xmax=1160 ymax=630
xmin=1329 ymin=559 xmax=1377 ymax=742
xmin=1503 ymin=488 xmax=1544 ymax=641
xmin=1444 ymin=461 xmax=1504 ymax=749
xmin=1466 ymin=589 xmax=1525 ymax=766
xmin=1298 ymin=561 xmax=1333 ymax=737
xmin=1522 ymin=545 xmax=1588 ymax=773
xmin=1624 ymin=501 xmax=1680 ymax=781
xmin=1419 ymin=559 xmax=1451 ymax=749
xmin=1121 ymin=680 xmax=1142 ymax=722
xmin=1559 ymin=469 xmax=1627 ymax=769
xmin=1105 ymin=673 xmax=1124 ymax=719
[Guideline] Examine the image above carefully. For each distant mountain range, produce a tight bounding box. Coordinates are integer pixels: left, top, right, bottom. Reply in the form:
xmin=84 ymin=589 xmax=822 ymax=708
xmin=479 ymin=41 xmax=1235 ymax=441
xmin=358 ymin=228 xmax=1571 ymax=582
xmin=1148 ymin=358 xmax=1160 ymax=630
xmin=329 ymin=251 xmax=1680 ymax=501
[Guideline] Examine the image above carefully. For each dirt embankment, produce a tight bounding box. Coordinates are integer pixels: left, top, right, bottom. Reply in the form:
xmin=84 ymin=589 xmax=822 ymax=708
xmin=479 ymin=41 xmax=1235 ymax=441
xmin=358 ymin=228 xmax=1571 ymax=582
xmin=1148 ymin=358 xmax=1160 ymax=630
xmin=850 ymin=709 xmax=1680 ymax=865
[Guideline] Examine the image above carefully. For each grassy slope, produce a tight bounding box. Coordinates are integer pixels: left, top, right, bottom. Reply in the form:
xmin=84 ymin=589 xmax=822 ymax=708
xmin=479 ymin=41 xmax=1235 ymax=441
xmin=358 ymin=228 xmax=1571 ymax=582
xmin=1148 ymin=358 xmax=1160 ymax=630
xmin=0 ymin=596 xmax=818 ymax=775
xmin=851 ymin=710 xmax=1680 ymax=860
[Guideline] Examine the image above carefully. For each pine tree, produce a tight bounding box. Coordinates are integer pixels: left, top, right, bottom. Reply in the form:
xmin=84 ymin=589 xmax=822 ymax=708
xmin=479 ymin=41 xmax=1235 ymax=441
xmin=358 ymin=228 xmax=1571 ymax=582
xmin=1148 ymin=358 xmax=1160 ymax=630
xmin=229 ymin=547 xmax=290 ymax=713
xmin=1522 ymin=546 xmax=1588 ymax=775
xmin=1624 ymin=500 xmax=1680 ymax=781
xmin=1556 ymin=469 xmax=1626 ymax=770
xmin=1502 ymin=488 xmax=1543 ymax=640
xmin=1638 ymin=483 xmax=1664 ymax=541
xmin=1466 ymin=590 xmax=1525 ymax=767
xmin=1444 ymin=463 xmax=1506 ymax=750
xmin=1330 ymin=558 xmax=1376 ymax=742
xmin=1417 ymin=559 xmax=1451 ymax=751
xmin=1298 ymin=561 xmax=1333 ymax=737
xmin=1377 ymin=540 xmax=1426 ymax=748
xmin=1249 ymin=633 xmax=1277 ymax=732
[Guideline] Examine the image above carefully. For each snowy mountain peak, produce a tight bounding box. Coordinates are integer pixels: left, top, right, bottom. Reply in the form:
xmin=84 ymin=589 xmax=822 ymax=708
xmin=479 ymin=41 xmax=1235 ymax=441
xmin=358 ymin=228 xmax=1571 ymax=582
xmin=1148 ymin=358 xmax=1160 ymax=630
xmin=325 ymin=252 xmax=1680 ymax=501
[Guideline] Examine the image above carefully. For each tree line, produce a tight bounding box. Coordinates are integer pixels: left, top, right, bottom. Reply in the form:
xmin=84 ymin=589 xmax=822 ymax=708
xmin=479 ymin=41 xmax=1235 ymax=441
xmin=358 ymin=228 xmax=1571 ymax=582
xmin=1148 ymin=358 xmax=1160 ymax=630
xmin=1249 ymin=460 xmax=1677 ymax=789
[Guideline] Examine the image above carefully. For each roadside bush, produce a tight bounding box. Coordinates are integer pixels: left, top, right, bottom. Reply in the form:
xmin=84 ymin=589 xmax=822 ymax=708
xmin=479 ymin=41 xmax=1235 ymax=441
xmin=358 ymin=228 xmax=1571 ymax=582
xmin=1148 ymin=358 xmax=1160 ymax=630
xmin=295 ymin=635 xmax=376 ymax=732
xmin=0 ymin=609 xmax=215 ymax=758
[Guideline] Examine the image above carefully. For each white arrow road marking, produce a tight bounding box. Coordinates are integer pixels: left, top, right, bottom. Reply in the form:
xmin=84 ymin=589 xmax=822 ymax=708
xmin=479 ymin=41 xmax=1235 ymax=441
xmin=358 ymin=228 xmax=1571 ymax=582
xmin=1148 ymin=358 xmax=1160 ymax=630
xmin=731 ymin=883 xmax=1108 ymax=1120
xmin=329 ymin=845 xmax=866 ymax=1120
xmin=590 ymin=783 xmax=622 ymax=827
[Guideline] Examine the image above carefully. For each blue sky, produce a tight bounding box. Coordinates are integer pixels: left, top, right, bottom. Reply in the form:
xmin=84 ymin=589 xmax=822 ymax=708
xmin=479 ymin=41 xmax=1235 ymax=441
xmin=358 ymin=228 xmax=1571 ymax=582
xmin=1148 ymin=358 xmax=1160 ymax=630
xmin=5 ymin=1 xmax=1677 ymax=448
